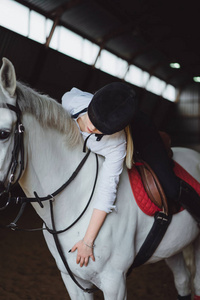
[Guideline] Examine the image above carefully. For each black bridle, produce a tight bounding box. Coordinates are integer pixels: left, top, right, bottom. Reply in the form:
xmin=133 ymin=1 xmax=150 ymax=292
xmin=0 ymin=102 xmax=25 ymax=210
xmin=0 ymin=101 xmax=99 ymax=293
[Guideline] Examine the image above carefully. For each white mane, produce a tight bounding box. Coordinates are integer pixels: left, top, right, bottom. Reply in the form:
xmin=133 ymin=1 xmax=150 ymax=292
xmin=16 ymin=82 xmax=80 ymax=147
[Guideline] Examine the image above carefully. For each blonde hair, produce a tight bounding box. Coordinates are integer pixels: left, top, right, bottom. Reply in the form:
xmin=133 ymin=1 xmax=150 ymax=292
xmin=124 ymin=125 xmax=134 ymax=169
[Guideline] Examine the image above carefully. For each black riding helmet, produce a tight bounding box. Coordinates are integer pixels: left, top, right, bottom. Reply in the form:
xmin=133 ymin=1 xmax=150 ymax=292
xmin=88 ymin=82 xmax=138 ymax=135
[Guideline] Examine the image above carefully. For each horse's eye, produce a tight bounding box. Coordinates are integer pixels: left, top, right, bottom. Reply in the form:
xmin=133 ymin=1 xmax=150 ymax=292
xmin=0 ymin=130 xmax=10 ymax=140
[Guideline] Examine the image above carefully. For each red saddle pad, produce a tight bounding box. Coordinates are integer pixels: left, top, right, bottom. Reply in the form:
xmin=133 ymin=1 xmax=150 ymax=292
xmin=128 ymin=161 xmax=200 ymax=216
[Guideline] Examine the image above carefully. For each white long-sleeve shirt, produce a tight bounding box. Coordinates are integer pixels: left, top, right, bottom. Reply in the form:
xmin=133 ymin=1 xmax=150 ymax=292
xmin=62 ymin=88 xmax=127 ymax=213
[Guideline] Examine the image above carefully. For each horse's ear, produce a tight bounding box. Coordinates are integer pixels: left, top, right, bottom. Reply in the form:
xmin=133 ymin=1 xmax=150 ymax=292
xmin=0 ymin=57 xmax=16 ymax=97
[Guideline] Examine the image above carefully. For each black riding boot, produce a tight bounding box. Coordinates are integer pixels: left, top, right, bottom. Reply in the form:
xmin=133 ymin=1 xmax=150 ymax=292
xmin=177 ymin=180 xmax=200 ymax=223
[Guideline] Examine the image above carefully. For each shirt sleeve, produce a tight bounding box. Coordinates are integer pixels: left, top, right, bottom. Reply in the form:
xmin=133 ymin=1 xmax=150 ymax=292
xmin=86 ymin=131 xmax=127 ymax=213
xmin=62 ymin=88 xmax=127 ymax=214
xmin=61 ymin=87 xmax=93 ymax=117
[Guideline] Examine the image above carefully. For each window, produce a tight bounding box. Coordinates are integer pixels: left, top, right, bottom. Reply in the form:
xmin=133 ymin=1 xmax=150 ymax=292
xmin=0 ymin=0 xmax=177 ymax=101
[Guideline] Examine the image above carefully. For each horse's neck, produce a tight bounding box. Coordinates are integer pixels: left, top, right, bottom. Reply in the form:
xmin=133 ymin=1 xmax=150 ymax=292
xmin=20 ymin=115 xmax=73 ymax=190
xmin=19 ymin=114 xmax=92 ymax=223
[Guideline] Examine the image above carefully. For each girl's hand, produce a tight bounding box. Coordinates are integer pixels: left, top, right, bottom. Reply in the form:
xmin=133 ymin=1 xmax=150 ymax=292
xmin=70 ymin=209 xmax=107 ymax=267
xmin=71 ymin=239 xmax=95 ymax=267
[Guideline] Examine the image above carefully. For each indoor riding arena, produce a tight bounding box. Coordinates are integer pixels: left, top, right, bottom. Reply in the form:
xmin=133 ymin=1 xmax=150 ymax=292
xmin=0 ymin=1 xmax=200 ymax=299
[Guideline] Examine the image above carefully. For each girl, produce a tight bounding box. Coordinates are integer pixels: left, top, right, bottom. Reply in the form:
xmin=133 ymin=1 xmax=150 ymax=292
xmin=62 ymin=82 xmax=200 ymax=267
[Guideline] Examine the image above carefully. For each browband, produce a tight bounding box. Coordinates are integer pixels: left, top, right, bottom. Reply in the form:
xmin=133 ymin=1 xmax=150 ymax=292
xmin=0 ymin=103 xmax=20 ymax=115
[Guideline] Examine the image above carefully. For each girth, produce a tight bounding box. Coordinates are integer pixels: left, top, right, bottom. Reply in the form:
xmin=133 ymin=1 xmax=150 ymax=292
xmin=127 ymin=132 xmax=175 ymax=273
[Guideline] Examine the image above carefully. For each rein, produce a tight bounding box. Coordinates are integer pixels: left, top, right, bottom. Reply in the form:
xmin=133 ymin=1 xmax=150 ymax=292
xmin=0 ymin=101 xmax=99 ymax=293
xmin=7 ymin=150 xmax=98 ymax=234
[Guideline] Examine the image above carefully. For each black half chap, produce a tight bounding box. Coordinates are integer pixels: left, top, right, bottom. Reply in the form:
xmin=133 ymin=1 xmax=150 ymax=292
xmin=130 ymin=111 xmax=180 ymax=200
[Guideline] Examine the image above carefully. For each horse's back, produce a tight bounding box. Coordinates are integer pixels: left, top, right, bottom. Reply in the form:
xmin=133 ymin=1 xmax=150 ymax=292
xmin=172 ymin=147 xmax=200 ymax=182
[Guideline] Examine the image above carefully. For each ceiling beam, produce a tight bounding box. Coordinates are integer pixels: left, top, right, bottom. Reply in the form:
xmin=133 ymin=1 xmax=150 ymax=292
xmin=49 ymin=0 xmax=86 ymax=17
xmin=45 ymin=15 xmax=60 ymax=48
xmin=45 ymin=0 xmax=85 ymax=48
xmin=96 ymin=23 xmax=135 ymax=45
xmin=92 ymin=23 xmax=135 ymax=67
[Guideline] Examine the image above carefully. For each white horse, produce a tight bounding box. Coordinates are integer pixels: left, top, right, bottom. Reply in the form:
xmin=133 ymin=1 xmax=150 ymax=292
xmin=0 ymin=57 xmax=200 ymax=300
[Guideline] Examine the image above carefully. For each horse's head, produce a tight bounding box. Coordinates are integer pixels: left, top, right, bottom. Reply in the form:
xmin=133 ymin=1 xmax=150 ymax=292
xmin=0 ymin=57 xmax=83 ymax=211
xmin=0 ymin=58 xmax=21 ymax=208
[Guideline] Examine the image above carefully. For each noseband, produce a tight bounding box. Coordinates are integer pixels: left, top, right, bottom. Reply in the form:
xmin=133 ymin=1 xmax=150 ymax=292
xmin=0 ymin=102 xmax=25 ymax=210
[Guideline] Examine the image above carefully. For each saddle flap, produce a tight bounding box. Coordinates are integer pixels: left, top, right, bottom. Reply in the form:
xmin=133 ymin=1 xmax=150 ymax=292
xmin=135 ymin=160 xmax=168 ymax=214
